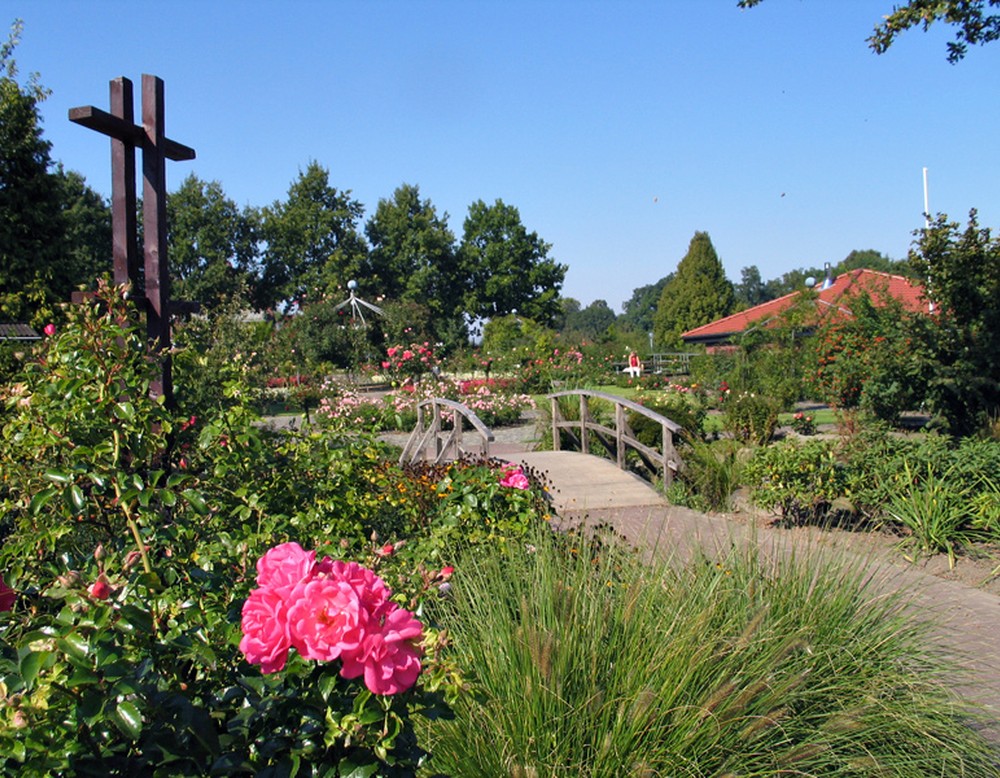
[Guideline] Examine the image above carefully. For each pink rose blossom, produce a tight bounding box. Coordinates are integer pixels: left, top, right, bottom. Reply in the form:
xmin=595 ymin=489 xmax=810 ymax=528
xmin=43 ymin=323 xmax=56 ymax=337
xmin=239 ymin=586 xmax=292 ymax=673
xmin=499 ymin=466 xmax=530 ymax=490
xmin=340 ymin=605 xmax=424 ymax=695
xmin=0 ymin=575 xmax=16 ymax=612
xmin=286 ymin=577 xmax=367 ymax=662
xmin=374 ymin=543 xmax=395 ymax=558
xmin=256 ymin=542 xmax=315 ymax=596
xmin=387 ymin=347 xmax=398 ymax=358
xmin=240 ymin=546 xmax=423 ymax=694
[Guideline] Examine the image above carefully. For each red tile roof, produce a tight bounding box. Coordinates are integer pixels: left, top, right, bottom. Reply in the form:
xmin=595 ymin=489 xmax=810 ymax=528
xmin=681 ymin=269 xmax=928 ymax=344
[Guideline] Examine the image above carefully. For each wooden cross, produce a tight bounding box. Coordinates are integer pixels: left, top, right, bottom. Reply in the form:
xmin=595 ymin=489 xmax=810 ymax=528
xmin=69 ymin=74 xmax=195 ymax=404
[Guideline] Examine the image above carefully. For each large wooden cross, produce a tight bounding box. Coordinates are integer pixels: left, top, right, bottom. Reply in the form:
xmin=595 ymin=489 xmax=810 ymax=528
xmin=69 ymin=75 xmax=195 ymax=404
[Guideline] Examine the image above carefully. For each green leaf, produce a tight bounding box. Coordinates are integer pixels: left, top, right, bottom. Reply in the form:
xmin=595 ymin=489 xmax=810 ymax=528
xmin=28 ymin=486 xmax=58 ymax=516
xmin=182 ymin=489 xmax=209 ymax=515
xmin=113 ymin=699 xmax=143 ymax=739
xmin=43 ymin=469 xmax=72 ymax=484
xmin=18 ymin=650 xmax=45 ymax=688
xmin=114 ymin=401 xmax=136 ymax=421
xmin=338 ymin=758 xmax=378 ymax=778
xmin=64 ymin=483 xmax=86 ymax=514
xmin=57 ymin=632 xmax=90 ymax=661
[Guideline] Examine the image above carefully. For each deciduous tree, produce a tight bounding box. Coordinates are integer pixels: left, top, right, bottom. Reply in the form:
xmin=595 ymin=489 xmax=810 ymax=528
xmin=738 ymin=0 xmax=1000 ymax=62
xmin=362 ymin=183 xmax=463 ymax=344
xmin=907 ymin=210 xmax=1000 ymax=434
xmin=257 ymin=162 xmax=366 ymax=311
xmin=167 ymin=174 xmax=258 ymax=309
xmin=459 ymin=199 xmax=566 ymax=326
xmin=0 ymin=21 xmax=63 ymax=323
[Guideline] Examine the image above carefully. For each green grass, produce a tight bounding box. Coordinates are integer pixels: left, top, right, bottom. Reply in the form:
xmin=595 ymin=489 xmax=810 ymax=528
xmin=421 ymin=523 xmax=999 ymax=777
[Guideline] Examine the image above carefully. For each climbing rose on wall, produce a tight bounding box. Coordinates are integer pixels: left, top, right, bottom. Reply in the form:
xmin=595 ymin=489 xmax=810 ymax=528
xmin=239 ymin=543 xmax=424 ymax=695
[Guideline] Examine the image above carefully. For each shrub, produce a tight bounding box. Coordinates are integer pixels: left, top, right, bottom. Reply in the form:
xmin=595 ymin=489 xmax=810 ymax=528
xmin=722 ymin=391 xmax=779 ymax=445
xmin=744 ymin=439 xmax=853 ymax=525
xmin=0 ymin=291 xmax=462 ymax=775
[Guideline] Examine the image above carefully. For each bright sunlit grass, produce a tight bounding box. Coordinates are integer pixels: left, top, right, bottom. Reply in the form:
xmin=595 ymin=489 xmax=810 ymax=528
xmin=422 ymin=523 xmax=999 ymax=777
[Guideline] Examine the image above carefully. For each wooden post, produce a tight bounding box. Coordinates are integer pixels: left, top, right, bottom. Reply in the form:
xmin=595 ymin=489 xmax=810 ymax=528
xmin=579 ymin=394 xmax=589 ymax=455
xmin=615 ymin=401 xmax=625 ymax=469
xmin=550 ymin=396 xmax=561 ymax=451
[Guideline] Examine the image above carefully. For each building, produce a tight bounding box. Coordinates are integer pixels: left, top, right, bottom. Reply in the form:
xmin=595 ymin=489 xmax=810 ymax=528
xmin=680 ymin=268 xmax=928 ymax=349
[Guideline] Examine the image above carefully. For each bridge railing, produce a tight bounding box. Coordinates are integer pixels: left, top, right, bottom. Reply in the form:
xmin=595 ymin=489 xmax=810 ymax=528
xmin=548 ymin=389 xmax=683 ymax=486
xmin=399 ymin=398 xmax=495 ymax=466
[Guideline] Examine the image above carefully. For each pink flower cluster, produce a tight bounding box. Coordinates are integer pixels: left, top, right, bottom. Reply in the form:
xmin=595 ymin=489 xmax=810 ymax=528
xmin=239 ymin=542 xmax=423 ymax=696
xmin=499 ymin=463 xmax=530 ymax=490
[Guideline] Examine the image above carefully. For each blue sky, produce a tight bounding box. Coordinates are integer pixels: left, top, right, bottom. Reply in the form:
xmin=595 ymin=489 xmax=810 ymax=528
xmin=13 ymin=1 xmax=1000 ymax=313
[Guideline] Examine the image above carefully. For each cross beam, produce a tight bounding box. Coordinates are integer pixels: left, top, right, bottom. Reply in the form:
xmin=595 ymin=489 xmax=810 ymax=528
xmin=69 ymin=75 xmax=195 ymax=404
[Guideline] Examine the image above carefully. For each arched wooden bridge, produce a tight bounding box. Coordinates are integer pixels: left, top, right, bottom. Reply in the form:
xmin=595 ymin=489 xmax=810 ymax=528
xmin=399 ymin=390 xmax=683 ymax=514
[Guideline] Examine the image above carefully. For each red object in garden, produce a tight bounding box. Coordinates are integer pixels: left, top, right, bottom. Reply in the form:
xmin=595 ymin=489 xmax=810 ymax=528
xmin=0 ymin=575 xmax=16 ymax=611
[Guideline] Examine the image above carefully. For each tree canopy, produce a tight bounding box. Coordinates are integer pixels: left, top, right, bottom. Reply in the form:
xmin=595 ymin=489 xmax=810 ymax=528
xmin=738 ymin=0 xmax=1000 ymax=62
xmin=653 ymin=232 xmax=735 ymax=349
xmin=167 ymin=175 xmax=258 ymax=309
xmin=256 ymin=162 xmax=367 ymax=311
xmin=362 ymin=183 xmax=463 ymax=343
xmin=459 ymin=199 xmax=566 ymax=326
xmin=0 ymin=21 xmax=111 ymax=324
xmin=907 ymin=210 xmax=1000 ymax=434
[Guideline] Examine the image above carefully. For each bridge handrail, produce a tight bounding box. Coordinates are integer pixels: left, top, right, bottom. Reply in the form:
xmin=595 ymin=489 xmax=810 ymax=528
xmin=399 ymin=397 xmax=495 ymax=466
xmin=547 ymin=389 xmax=683 ymax=486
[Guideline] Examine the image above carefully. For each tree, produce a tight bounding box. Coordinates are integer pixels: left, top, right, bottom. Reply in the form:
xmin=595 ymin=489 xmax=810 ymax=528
xmin=53 ymin=166 xmax=112 ymax=296
xmin=167 ymin=174 xmax=258 ymax=309
xmin=362 ymin=183 xmax=463 ymax=344
xmin=257 ymin=162 xmax=366 ymax=311
xmin=737 ymin=0 xmax=1000 ymax=62
xmin=653 ymin=232 xmax=735 ymax=349
xmin=459 ymin=199 xmax=566 ymax=325
xmin=562 ymin=299 xmax=617 ymax=341
xmin=734 ymin=265 xmax=771 ymax=309
xmin=907 ymin=210 xmax=1000 ymax=434
xmin=619 ymin=275 xmax=672 ymax=334
xmin=0 ymin=20 xmax=63 ymax=323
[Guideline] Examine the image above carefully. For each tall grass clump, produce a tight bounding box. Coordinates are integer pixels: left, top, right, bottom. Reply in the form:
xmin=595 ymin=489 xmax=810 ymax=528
xmin=423 ymin=525 xmax=999 ymax=777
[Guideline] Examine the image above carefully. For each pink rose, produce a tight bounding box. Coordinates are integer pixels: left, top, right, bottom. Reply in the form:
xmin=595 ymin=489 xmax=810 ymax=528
xmin=387 ymin=347 xmax=398 ymax=358
xmin=239 ymin=586 xmax=292 ymax=673
xmin=340 ymin=605 xmax=423 ymax=695
xmin=499 ymin=466 xmax=530 ymax=490
xmin=319 ymin=559 xmax=391 ymax=615
xmin=286 ymin=577 xmax=367 ymax=662
xmin=374 ymin=543 xmax=394 ymax=558
xmin=43 ymin=323 xmax=56 ymax=337
xmin=402 ymin=350 xmax=413 ymax=360
xmin=256 ymin=542 xmax=316 ymax=597
xmin=0 ymin=576 xmax=16 ymax=612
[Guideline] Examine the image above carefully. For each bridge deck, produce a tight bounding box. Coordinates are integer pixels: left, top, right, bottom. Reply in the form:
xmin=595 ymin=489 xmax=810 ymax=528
xmin=512 ymin=450 xmax=665 ymax=514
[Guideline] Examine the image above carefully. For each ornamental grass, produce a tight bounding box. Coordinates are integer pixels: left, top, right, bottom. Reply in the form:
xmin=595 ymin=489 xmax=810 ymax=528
xmin=422 ymin=524 xmax=1000 ymax=777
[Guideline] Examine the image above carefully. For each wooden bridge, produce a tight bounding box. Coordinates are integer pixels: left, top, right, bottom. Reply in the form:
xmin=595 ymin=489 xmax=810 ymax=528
xmin=400 ymin=390 xmax=683 ymax=514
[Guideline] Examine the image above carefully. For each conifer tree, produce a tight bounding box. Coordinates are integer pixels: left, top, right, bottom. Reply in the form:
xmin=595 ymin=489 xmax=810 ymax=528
xmin=653 ymin=231 xmax=734 ymax=349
